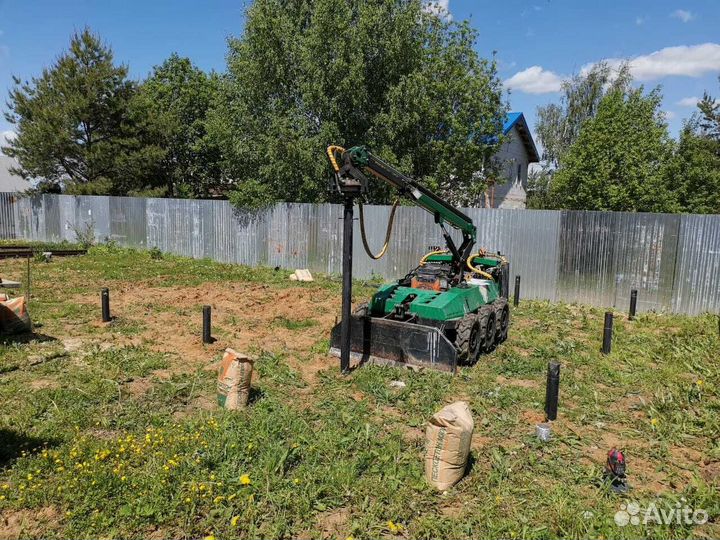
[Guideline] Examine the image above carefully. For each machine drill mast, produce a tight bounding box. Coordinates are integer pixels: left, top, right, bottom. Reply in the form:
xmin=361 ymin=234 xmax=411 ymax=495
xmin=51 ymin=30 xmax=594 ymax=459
xmin=328 ymin=145 xmax=476 ymax=278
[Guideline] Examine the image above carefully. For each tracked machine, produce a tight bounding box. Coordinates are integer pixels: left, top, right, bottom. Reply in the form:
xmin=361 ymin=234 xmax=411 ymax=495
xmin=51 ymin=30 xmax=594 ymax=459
xmin=327 ymin=145 xmax=510 ymax=374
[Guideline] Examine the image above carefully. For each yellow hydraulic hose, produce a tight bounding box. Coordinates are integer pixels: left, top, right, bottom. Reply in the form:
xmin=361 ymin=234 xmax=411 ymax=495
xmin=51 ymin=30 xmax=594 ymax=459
xmin=359 ymin=199 xmax=399 ymax=260
xmin=466 ymin=253 xmax=495 ymax=280
xmin=326 ymin=145 xmax=346 ymax=173
xmin=419 ymin=249 xmax=448 ymax=266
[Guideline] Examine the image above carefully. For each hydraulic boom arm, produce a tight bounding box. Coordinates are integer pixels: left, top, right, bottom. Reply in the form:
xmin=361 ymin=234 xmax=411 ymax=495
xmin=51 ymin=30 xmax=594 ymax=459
xmin=327 ymin=145 xmax=477 ymax=273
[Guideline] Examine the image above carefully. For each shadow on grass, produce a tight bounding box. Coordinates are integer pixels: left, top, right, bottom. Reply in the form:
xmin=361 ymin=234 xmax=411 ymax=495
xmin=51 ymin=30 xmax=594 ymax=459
xmin=0 ymin=428 xmax=58 ymax=468
xmin=248 ymin=387 xmax=265 ymax=405
xmin=0 ymin=331 xmax=58 ymax=346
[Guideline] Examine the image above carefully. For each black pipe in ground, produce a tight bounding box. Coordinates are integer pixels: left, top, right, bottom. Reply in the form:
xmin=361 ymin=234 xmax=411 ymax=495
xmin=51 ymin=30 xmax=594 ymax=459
xmin=602 ymin=311 xmax=614 ymax=355
xmin=340 ymin=198 xmax=354 ymax=374
xmin=545 ymin=362 xmax=560 ymax=421
xmin=513 ymin=275 xmax=521 ymax=307
xmin=202 ymin=305 xmax=212 ymax=344
xmin=101 ymin=288 xmax=111 ymax=322
xmin=629 ymin=289 xmax=638 ymax=320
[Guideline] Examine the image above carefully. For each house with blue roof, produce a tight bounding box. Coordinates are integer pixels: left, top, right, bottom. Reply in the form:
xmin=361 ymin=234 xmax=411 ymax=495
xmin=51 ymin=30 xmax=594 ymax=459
xmin=485 ymin=112 xmax=540 ymax=209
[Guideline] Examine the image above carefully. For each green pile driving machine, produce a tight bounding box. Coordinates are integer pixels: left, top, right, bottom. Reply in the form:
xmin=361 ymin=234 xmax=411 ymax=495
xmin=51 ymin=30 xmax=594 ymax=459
xmin=327 ymin=145 xmax=510 ymax=374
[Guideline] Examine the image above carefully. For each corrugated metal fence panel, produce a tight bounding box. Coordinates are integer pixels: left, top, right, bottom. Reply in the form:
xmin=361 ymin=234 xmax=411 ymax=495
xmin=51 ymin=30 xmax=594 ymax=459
xmin=672 ymin=214 xmax=720 ymax=315
xmin=0 ymin=193 xmax=16 ymax=239
xmin=109 ymin=196 xmax=147 ymax=248
xmin=42 ymin=194 xmax=61 ymax=242
xmin=74 ymin=196 xmax=110 ymax=243
xmin=467 ymin=208 xmax=561 ymax=301
xmin=557 ymin=211 xmax=680 ymax=312
xmin=2 ymin=192 xmax=720 ymax=315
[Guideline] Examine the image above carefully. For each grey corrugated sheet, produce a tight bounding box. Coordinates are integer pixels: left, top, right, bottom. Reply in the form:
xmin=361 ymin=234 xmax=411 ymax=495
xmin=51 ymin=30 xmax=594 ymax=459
xmin=557 ymin=211 xmax=680 ymax=313
xmin=0 ymin=192 xmax=16 ymax=239
xmin=672 ymin=214 xmax=720 ymax=315
xmin=1 ymin=192 xmax=719 ymax=315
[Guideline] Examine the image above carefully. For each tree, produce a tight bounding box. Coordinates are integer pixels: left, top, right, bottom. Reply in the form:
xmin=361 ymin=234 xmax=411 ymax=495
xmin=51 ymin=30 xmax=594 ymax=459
xmin=665 ymin=79 xmax=720 ymax=214
xmin=136 ymin=54 xmax=222 ymax=198
xmin=549 ymin=86 xmax=676 ymax=212
xmin=697 ymin=76 xmax=720 ymax=140
xmin=535 ymin=63 xmax=631 ymax=168
xmin=209 ymin=0 xmax=506 ymax=208
xmin=2 ymin=28 xmax=164 ymax=194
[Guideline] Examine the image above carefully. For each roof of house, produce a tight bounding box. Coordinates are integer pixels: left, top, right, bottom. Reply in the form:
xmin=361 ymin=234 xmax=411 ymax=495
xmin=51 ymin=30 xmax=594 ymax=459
xmin=503 ymin=112 xmax=540 ymax=163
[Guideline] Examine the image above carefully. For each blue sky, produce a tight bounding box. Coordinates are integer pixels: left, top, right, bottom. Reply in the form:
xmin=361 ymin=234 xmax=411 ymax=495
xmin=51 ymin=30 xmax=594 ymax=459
xmin=1 ymin=0 xmax=719 ymax=144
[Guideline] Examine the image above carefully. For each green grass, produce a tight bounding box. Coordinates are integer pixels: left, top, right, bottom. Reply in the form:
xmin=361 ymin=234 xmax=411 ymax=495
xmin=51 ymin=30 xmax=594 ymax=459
xmin=0 ymin=246 xmax=718 ymax=539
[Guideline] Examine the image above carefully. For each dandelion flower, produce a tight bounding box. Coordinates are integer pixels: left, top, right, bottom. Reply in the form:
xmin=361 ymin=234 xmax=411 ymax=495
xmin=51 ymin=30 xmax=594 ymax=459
xmin=240 ymin=474 xmax=251 ymax=485
xmin=651 ymin=418 xmax=658 ymax=426
xmin=203 ymin=535 xmax=215 ymax=540
xmin=231 ymin=515 xmax=240 ymax=527
xmin=697 ymin=379 xmax=704 ymax=387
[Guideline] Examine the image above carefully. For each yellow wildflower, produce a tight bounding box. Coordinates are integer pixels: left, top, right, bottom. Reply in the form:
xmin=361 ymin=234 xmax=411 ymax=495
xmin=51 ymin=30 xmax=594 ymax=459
xmin=240 ymin=474 xmax=251 ymax=485
xmin=651 ymin=418 xmax=658 ymax=426
xmin=697 ymin=379 xmax=704 ymax=387
xmin=203 ymin=535 xmax=215 ymax=540
xmin=387 ymin=520 xmax=404 ymax=534
xmin=231 ymin=515 xmax=240 ymax=527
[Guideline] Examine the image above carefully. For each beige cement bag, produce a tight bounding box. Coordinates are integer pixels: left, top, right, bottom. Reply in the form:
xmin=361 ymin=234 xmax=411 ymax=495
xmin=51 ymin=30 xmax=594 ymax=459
xmin=217 ymin=348 xmax=254 ymax=409
xmin=0 ymin=296 xmax=32 ymax=336
xmin=424 ymin=401 xmax=474 ymax=490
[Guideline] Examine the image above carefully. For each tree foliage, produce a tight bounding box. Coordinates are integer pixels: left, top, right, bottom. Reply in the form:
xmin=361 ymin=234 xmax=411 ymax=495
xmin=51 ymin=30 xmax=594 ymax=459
xmin=136 ymin=54 xmax=222 ymax=198
xmin=2 ymin=29 xmax=164 ymax=194
xmin=535 ymin=62 xmax=631 ymax=168
xmin=549 ymin=86 xmax=676 ymax=212
xmin=210 ymin=0 xmax=506 ymax=208
xmin=665 ymin=78 xmax=720 ymax=214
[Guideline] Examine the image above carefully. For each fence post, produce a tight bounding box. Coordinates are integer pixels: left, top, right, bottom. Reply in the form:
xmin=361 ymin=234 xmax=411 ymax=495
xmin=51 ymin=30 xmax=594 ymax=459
xmin=629 ymin=289 xmax=638 ymax=320
xmin=601 ymin=311 xmax=613 ymax=355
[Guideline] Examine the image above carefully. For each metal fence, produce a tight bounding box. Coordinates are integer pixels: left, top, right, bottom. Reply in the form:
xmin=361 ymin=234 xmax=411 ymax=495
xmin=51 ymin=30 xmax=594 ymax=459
xmin=1 ymin=193 xmax=719 ymax=315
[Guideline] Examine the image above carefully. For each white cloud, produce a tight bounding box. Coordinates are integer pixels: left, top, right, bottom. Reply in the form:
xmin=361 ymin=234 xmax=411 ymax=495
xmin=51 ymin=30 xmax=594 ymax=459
xmin=677 ymin=96 xmax=700 ymax=107
xmin=671 ymin=9 xmax=694 ymax=22
xmin=664 ymin=110 xmax=677 ymax=120
xmin=584 ymin=43 xmax=720 ymax=81
xmin=635 ymin=16 xmax=646 ymax=25
xmin=504 ymin=66 xmax=563 ymax=94
xmin=1 ymin=130 xmax=16 ymax=143
xmin=506 ymin=43 xmax=720 ymax=95
xmin=423 ymin=0 xmax=452 ymax=21
xmin=677 ymin=96 xmax=720 ymax=108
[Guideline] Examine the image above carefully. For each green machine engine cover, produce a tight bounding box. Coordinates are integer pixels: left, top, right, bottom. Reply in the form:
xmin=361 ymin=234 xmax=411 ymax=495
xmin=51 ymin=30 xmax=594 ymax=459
xmin=369 ymin=281 xmax=500 ymax=322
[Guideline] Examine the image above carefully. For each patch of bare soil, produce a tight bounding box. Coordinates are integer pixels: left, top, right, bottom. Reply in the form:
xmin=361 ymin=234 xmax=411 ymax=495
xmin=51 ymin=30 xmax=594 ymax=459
xmin=0 ymin=506 xmax=61 ymax=539
xmin=29 ymin=378 xmax=59 ymax=390
xmin=496 ymin=375 xmax=539 ymax=389
xmin=316 ymin=506 xmax=350 ymax=539
xmin=520 ymin=410 xmax=546 ymax=425
xmin=123 ymin=377 xmax=154 ymax=397
xmin=72 ymin=283 xmax=341 ymax=386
